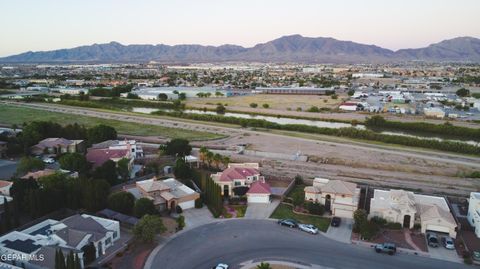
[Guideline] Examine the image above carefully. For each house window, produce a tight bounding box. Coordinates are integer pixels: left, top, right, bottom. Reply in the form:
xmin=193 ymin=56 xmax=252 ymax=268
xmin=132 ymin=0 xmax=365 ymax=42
xmin=113 ymin=231 xmax=118 ymax=239
xmin=234 ymin=181 xmax=241 ymax=186
xmin=105 ymin=237 xmax=112 ymax=246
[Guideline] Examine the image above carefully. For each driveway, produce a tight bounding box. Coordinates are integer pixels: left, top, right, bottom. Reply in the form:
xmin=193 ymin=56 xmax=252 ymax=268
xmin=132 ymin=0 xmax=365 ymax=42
xmin=427 ymin=243 xmax=462 ymax=263
xmin=182 ymin=207 xmax=215 ymax=229
xmin=244 ymin=199 xmax=280 ymax=219
xmin=0 ymin=159 xmax=17 ymax=180
xmin=325 ymin=218 xmax=352 ymax=244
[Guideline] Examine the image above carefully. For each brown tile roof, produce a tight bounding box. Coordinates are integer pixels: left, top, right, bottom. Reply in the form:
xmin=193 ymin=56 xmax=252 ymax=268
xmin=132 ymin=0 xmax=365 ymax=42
xmin=321 ymin=180 xmax=357 ymax=196
xmin=21 ymin=169 xmax=56 ymax=180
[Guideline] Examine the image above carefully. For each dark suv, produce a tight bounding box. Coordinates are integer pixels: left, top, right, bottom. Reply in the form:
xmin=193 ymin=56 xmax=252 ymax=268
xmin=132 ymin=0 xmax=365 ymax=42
xmin=331 ymin=217 xmax=341 ymax=227
xmin=277 ymin=219 xmax=298 ymax=228
xmin=374 ymin=243 xmax=397 ymax=255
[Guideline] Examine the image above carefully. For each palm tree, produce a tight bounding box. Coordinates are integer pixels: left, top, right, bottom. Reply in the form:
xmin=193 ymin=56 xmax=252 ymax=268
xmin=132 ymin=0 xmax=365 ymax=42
xmin=205 ymin=151 xmax=214 ymax=168
xmin=213 ymin=153 xmax=222 ymax=169
xmin=256 ymin=262 xmax=272 ymax=269
xmin=199 ymin=146 xmax=208 ymax=167
xmin=221 ymin=156 xmax=230 ymax=168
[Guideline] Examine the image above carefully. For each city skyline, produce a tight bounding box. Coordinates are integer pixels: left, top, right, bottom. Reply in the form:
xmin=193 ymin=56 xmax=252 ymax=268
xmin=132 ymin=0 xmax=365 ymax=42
xmin=1 ymin=0 xmax=480 ymax=57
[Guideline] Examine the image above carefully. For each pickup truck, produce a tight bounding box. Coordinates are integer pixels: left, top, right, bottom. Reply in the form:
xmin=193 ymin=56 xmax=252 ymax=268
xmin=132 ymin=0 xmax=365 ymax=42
xmin=374 ymin=243 xmax=397 ymax=255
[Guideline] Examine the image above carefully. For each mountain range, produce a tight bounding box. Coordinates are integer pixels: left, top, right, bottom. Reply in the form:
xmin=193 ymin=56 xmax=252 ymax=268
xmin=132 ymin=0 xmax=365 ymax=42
xmin=1 ymin=35 xmax=480 ymax=64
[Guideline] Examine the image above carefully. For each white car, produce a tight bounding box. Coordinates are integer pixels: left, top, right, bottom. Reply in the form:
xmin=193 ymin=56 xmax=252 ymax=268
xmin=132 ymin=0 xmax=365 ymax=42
xmin=298 ymin=224 xmax=318 ymax=234
xmin=442 ymin=236 xmax=455 ymax=250
xmin=212 ymin=263 xmax=229 ymax=269
xmin=42 ymin=157 xmax=55 ymax=164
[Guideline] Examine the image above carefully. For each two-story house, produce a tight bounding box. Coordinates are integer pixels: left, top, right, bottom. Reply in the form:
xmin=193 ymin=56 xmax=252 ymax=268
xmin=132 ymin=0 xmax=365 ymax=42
xmin=211 ymin=163 xmax=265 ymax=197
xmin=467 ymin=192 xmax=480 ymax=238
xmin=304 ymin=178 xmax=360 ymax=218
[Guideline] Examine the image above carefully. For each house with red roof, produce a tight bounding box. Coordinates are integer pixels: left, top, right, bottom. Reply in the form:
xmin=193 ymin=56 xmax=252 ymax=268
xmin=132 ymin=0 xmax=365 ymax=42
xmin=246 ymin=181 xmax=272 ymax=203
xmin=212 ymin=163 xmax=271 ymax=203
xmin=86 ymin=148 xmax=133 ymax=170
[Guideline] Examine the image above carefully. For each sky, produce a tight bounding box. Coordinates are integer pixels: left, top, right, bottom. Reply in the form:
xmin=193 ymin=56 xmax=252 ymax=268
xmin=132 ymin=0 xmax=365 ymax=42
xmin=1 ymin=0 xmax=479 ymax=57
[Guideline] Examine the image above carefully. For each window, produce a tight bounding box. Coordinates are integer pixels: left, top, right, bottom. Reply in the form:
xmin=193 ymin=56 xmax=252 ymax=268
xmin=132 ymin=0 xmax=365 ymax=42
xmin=105 ymin=237 xmax=112 ymax=246
xmin=234 ymin=181 xmax=241 ymax=186
xmin=113 ymin=231 xmax=118 ymax=239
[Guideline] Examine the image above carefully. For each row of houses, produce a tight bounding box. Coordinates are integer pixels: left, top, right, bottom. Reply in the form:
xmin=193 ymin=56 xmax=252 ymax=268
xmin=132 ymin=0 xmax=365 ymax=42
xmin=304 ymin=178 xmax=458 ymax=238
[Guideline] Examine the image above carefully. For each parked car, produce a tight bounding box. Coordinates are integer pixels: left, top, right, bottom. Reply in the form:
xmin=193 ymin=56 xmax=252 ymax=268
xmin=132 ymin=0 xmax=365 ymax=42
xmin=427 ymin=233 xmax=439 ymax=247
xmin=442 ymin=236 xmax=455 ymax=250
xmin=42 ymin=157 xmax=55 ymax=164
xmin=298 ymin=224 xmax=318 ymax=234
xmin=331 ymin=217 xmax=341 ymax=227
xmin=277 ymin=219 xmax=298 ymax=228
xmin=374 ymin=243 xmax=397 ymax=255
xmin=212 ymin=263 xmax=229 ymax=269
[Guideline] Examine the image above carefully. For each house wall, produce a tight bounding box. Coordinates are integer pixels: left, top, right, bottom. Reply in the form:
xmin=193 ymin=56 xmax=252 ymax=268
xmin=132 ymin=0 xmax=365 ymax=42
xmin=467 ymin=193 xmax=480 ymax=238
xmin=422 ymin=219 xmax=457 ymax=238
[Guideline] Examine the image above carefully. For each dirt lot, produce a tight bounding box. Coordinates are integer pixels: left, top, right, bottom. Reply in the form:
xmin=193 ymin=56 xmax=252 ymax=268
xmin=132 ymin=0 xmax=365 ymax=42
xmin=186 ymin=94 xmax=346 ymax=111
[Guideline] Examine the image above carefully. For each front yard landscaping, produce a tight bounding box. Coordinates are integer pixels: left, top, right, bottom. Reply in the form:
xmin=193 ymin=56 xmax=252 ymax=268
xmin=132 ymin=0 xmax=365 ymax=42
xmin=270 ymin=203 xmax=330 ymax=232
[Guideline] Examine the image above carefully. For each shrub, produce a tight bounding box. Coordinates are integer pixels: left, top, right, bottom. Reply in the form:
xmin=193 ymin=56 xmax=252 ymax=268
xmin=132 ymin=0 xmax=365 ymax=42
xmin=307 ymin=106 xmax=320 ymax=113
xmin=370 ymin=216 xmax=387 ymax=226
xmin=262 ymin=103 xmax=270 ymax=109
xmin=176 ymin=205 xmax=183 ymax=214
xmin=249 ymin=103 xmax=258 ymax=108
xmin=177 ymin=215 xmax=185 ymax=231
xmin=294 ymin=175 xmax=304 ymax=185
xmin=385 ymin=222 xmax=402 ymax=230
xmin=306 ymin=202 xmax=325 ymax=215
xmin=195 ymin=197 xmax=203 ymax=208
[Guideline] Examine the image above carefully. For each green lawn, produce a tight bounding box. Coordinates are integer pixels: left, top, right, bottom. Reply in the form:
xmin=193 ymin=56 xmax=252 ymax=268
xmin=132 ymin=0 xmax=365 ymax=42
xmin=270 ymin=203 xmax=330 ymax=232
xmin=0 ymin=104 xmax=224 ymax=141
xmin=288 ymin=184 xmax=306 ymax=198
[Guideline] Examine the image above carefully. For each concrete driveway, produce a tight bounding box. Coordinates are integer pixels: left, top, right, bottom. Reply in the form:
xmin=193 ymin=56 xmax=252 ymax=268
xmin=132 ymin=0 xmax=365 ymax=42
xmin=244 ymin=199 xmax=280 ymax=219
xmin=427 ymin=242 xmax=462 ymax=263
xmin=325 ymin=218 xmax=352 ymax=244
xmin=182 ymin=207 xmax=215 ymax=229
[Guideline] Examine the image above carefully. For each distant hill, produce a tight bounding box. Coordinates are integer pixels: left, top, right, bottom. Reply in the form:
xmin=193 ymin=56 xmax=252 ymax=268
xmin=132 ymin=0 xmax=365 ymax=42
xmin=1 ymin=35 xmax=479 ymax=63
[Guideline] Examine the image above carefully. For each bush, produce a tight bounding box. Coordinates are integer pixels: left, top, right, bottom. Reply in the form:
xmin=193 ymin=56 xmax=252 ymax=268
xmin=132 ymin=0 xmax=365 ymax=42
xmin=228 ymin=196 xmax=247 ymax=205
xmin=250 ymin=103 xmax=258 ymax=108
xmin=294 ymin=175 xmax=303 ymax=185
xmin=195 ymin=197 xmax=203 ymax=208
xmin=385 ymin=222 xmax=402 ymax=230
xmin=176 ymin=205 xmax=183 ymax=214
xmin=262 ymin=103 xmax=269 ymax=109
xmin=177 ymin=215 xmax=185 ymax=231
xmin=306 ymin=202 xmax=325 ymax=215
xmin=307 ymin=106 xmax=320 ymax=113
xmin=370 ymin=216 xmax=387 ymax=226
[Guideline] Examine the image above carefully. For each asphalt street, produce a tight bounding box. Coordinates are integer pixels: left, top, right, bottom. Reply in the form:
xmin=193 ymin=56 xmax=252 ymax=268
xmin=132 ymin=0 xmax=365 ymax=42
xmin=147 ymin=219 xmax=468 ymax=269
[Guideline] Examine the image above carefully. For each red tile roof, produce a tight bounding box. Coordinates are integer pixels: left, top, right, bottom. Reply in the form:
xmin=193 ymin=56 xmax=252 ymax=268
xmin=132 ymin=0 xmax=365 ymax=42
xmin=86 ymin=148 xmax=129 ymax=168
xmin=0 ymin=180 xmax=12 ymax=188
xmin=247 ymin=181 xmax=271 ymax=194
xmin=219 ymin=167 xmax=259 ymax=182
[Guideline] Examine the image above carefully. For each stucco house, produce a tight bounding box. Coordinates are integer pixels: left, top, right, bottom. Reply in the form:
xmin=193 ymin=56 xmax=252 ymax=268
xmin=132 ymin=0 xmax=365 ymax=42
xmin=133 ymin=177 xmax=200 ymax=211
xmin=31 ymin=138 xmax=85 ymax=155
xmin=369 ymin=189 xmax=457 ymax=238
xmin=211 ymin=163 xmax=265 ymax=197
xmin=467 ymin=192 xmax=480 ymax=238
xmin=304 ymin=178 xmax=360 ymax=218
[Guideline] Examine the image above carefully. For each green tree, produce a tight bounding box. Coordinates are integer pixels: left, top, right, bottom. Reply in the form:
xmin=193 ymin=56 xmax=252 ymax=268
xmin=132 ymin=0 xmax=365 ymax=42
xmin=134 ymin=198 xmax=157 ymax=218
xmin=164 ymin=139 xmax=192 ymax=157
xmin=158 ymin=93 xmax=168 ymax=101
xmin=174 ymin=159 xmax=192 ymax=179
xmin=177 ymin=215 xmax=185 ymax=230
xmin=16 ymin=157 xmax=45 ymax=175
xmin=81 ymin=243 xmax=96 ymax=264
xmin=262 ymin=103 xmax=270 ymax=109
xmin=87 ymin=124 xmax=117 ymax=144
xmin=2 ymin=197 xmax=11 ymax=231
xmin=74 ymin=253 xmax=81 ymax=269
xmin=59 ymin=153 xmax=89 ymax=173
xmin=55 ymin=249 xmax=66 ymax=269
xmin=117 ymin=158 xmax=130 ymax=181
xmin=178 ymin=92 xmax=187 ymax=100
xmin=256 ymin=262 xmax=272 ymax=269
xmin=216 ymin=104 xmax=226 ymax=114
xmin=249 ymin=103 xmax=258 ymax=108
xmin=107 ymin=192 xmax=135 ymax=215
xmin=213 ymin=153 xmax=222 ymax=169
xmin=133 ymin=215 xmax=166 ymax=242
xmin=66 ymin=250 xmax=75 ymax=269
xmin=215 ymin=91 xmax=224 ymax=97
xmin=456 ymin=88 xmax=470 ymax=97
xmin=347 ymin=89 xmax=355 ymax=96
xmin=291 ymin=191 xmax=304 ymax=207
xmin=82 ymin=179 xmax=110 ymax=212
xmin=93 ymin=160 xmax=118 ymax=185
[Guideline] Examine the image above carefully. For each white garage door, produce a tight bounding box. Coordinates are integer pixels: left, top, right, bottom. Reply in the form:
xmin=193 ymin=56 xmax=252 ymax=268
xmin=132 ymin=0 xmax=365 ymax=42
xmin=426 ymin=225 xmax=450 ymax=234
xmin=248 ymin=195 xmax=270 ymax=204
xmin=334 ymin=209 xmax=353 ymax=219
xmin=179 ymin=200 xmax=195 ymax=210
